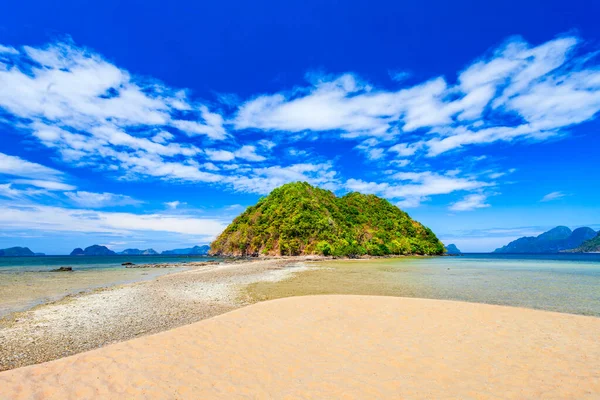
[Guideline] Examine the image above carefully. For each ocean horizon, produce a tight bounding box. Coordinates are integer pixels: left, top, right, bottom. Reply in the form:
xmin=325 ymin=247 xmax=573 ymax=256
xmin=2 ymin=253 xmax=599 ymax=319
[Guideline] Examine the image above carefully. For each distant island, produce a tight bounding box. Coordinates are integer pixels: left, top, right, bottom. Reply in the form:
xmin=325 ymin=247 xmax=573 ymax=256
xmin=0 ymin=247 xmax=45 ymax=257
xmin=210 ymin=182 xmax=444 ymax=257
xmin=161 ymin=245 xmax=210 ymax=255
xmin=568 ymin=232 xmax=600 ymax=253
xmin=494 ymin=226 xmax=598 ymax=253
xmin=119 ymin=248 xmax=159 ymax=255
xmin=70 ymin=245 xmax=116 ymax=256
xmin=444 ymin=244 xmax=462 ymax=254
xmin=69 ymin=244 xmax=210 ymax=256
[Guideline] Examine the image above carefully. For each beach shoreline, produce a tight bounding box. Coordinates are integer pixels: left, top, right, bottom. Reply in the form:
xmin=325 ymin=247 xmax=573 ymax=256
xmin=1 ymin=295 xmax=599 ymax=399
xmin=2 ymin=253 xmax=599 ymax=374
xmin=0 ymin=257 xmax=315 ymax=371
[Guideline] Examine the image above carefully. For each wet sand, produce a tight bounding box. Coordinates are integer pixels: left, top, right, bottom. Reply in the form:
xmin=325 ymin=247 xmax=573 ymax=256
xmin=0 ymin=259 xmax=311 ymax=371
xmin=1 ymin=295 xmax=599 ymax=399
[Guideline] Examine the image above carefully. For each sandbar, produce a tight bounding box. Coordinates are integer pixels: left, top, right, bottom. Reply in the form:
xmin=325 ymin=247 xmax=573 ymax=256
xmin=1 ymin=295 xmax=599 ymax=399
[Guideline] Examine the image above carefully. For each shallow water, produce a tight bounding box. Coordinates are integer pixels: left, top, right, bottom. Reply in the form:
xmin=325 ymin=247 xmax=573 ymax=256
xmin=0 ymin=255 xmax=219 ymax=317
xmin=246 ymin=253 xmax=600 ymax=316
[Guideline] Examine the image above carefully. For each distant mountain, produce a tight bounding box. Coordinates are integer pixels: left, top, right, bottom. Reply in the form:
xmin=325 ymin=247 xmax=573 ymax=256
xmin=161 ymin=245 xmax=210 ymax=255
xmin=569 ymin=232 xmax=600 ymax=253
xmin=494 ymin=226 xmax=597 ymax=253
xmin=0 ymin=247 xmax=43 ymax=256
xmin=70 ymin=248 xmax=85 ymax=256
xmin=119 ymin=248 xmax=158 ymax=255
xmin=444 ymin=244 xmax=462 ymax=254
xmin=70 ymin=245 xmax=116 ymax=256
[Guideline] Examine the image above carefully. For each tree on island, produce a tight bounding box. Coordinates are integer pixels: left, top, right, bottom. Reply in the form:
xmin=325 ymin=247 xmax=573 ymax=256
xmin=210 ymin=182 xmax=444 ymax=257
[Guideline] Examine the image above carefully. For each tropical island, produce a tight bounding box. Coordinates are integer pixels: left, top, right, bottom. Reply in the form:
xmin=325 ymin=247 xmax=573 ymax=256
xmin=210 ymin=182 xmax=445 ymax=257
xmin=0 ymin=247 xmax=45 ymax=257
xmin=69 ymin=244 xmax=211 ymax=256
xmin=494 ymin=226 xmax=598 ymax=253
xmin=568 ymin=232 xmax=600 ymax=253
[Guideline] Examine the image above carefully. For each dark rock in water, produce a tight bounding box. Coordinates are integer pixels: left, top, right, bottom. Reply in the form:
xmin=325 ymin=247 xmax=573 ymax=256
xmin=52 ymin=266 xmax=73 ymax=272
xmin=122 ymin=262 xmax=135 ymax=266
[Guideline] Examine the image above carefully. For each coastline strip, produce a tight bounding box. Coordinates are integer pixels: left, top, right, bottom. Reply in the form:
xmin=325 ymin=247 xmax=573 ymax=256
xmin=1 ymin=295 xmax=599 ymax=399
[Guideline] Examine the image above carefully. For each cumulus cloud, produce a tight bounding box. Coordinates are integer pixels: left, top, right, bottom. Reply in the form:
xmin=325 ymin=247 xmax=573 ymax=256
xmin=0 ymin=202 xmax=227 ymax=237
xmin=449 ymin=194 xmax=490 ymax=211
xmin=1 ymin=34 xmax=599 ymax=211
xmin=234 ymin=34 xmax=600 ymax=158
xmin=164 ymin=200 xmax=184 ymax=209
xmin=65 ymin=191 xmax=143 ymax=208
xmin=0 ymin=152 xmax=64 ymax=180
xmin=227 ymin=163 xmax=340 ymax=194
xmin=346 ymin=171 xmax=490 ymax=208
xmin=0 ymin=184 xmax=46 ymax=199
xmin=12 ymin=179 xmax=76 ymax=191
xmin=0 ymin=44 xmax=19 ymax=55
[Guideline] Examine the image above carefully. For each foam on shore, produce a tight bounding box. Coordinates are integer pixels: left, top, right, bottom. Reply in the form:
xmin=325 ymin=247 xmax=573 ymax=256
xmin=1 ymin=295 xmax=599 ymax=399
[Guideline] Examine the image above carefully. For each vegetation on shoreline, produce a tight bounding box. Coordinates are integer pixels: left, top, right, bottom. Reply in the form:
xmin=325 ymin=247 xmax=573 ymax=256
xmin=569 ymin=233 xmax=600 ymax=253
xmin=211 ymin=182 xmax=444 ymax=257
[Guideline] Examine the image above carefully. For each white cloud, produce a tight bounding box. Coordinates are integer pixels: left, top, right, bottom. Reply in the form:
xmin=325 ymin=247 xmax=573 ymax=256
xmin=226 ymin=163 xmax=340 ymax=194
xmin=355 ymin=139 xmax=386 ymax=160
xmin=390 ymin=159 xmax=410 ymax=167
xmin=346 ymin=171 xmax=490 ymax=208
xmin=0 ymin=152 xmax=64 ymax=180
xmin=540 ymin=191 xmax=566 ymax=202
xmin=0 ymin=202 xmax=227 ymax=237
xmin=234 ymin=145 xmax=266 ymax=162
xmin=233 ymin=34 xmax=600 ymax=158
xmin=0 ymin=184 xmax=46 ymax=199
xmin=164 ymin=200 xmax=185 ymax=209
xmin=205 ymin=149 xmax=235 ymax=162
xmin=388 ymin=143 xmax=420 ymax=156
xmin=205 ymin=145 xmax=266 ymax=162
xmin=449 ymin=194 xmax=490 ymax=211
xmin=13 ymin=179 xmax=76 ymax=191
xmin=171 ymin=106 xmax=227 ymax=139
xmin=1 ymin=35 xmax=598 ymax=210
xmin=65 ymin=191 xmax=143 ymax=208
xmin=0 ymin=41 xmax=229 ymax=188
xmin=0 ymin=45 xmax=19 ymax=55
xmin=257 ymin=139 xmax=276 ymax=149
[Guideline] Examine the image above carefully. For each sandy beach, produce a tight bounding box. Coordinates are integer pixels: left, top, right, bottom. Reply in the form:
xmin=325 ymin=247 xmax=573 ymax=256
xmin=0 ymin=258 xmax=312 ymax=371
xmin=1 ymin=295 xmax=599 ymax=399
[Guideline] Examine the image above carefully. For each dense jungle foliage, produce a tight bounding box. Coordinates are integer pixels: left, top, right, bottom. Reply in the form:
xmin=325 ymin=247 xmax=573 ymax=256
xmin=210 ymin=182 xmax=445 ymax=257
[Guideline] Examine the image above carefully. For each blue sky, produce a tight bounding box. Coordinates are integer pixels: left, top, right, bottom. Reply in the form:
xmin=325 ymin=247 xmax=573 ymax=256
xmin=0 ymin=0 xmax=599 ymax=254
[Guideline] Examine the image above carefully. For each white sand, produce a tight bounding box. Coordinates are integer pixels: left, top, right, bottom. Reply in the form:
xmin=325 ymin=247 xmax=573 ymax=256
xmin=0 ymin=259 xmax=310 ymax=370
xmin=1 ymin=295 xmax=599 ymax=399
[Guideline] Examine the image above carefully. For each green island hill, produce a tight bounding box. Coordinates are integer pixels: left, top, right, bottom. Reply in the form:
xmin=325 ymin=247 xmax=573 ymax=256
xmin=210 ymin=182 xmax=445 ymax=257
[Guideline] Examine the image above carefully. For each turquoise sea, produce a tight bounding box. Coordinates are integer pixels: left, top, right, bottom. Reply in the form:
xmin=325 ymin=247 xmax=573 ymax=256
xmin=0 ymin=255 xmax=219 ymax=317
xmin=342 ymin=253 xmax=600 ymax=317
xmin=1 ymin=253 xmax=599 ymax=318
xmin=0 ymin=254 xmax=218 ymax=272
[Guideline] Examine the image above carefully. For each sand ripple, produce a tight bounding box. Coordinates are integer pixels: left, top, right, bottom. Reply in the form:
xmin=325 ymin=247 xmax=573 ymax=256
xmin=1 ymin=295 xmax=599 ymax=399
